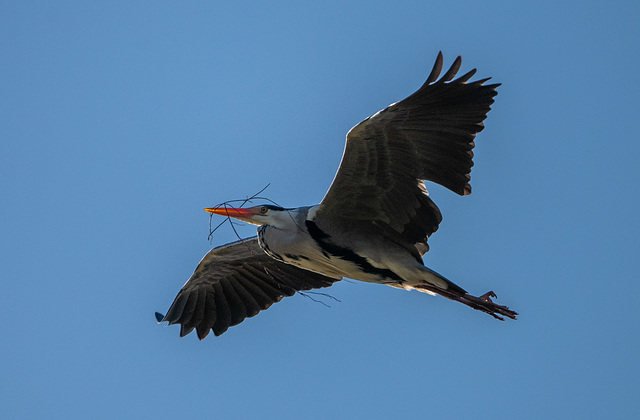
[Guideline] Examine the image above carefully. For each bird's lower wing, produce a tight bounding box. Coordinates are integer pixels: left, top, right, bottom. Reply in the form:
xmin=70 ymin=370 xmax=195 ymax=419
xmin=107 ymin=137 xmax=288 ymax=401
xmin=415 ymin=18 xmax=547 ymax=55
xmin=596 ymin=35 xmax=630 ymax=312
xmin=157 ymin=237 xmax=341 ymax=339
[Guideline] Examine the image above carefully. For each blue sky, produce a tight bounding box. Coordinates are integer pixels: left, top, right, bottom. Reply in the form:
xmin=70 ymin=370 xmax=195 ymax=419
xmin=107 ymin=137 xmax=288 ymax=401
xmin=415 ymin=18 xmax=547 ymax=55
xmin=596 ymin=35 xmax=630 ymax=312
xmin=2 ymin=1 xmax=639 ymax=418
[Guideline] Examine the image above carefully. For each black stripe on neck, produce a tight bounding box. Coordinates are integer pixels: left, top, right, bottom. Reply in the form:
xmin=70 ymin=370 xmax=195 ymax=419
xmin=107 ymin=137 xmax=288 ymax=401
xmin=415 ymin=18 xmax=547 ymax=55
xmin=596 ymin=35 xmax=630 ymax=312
xmin=258 ymin=226 xmax=283 ymax=262
xmin=305 ymin=220 xmax=402 ymax=282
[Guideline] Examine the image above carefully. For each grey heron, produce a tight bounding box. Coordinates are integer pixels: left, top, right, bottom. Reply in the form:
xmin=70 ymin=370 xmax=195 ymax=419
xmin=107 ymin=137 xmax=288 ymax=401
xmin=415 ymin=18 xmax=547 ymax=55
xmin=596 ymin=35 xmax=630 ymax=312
xmin=156 ymin=52 xmax=517 ymax=339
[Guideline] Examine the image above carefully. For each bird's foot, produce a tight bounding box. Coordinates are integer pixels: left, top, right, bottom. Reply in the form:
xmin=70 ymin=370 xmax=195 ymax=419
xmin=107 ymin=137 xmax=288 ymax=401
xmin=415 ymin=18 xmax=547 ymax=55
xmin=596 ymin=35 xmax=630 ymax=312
xmin=458 ymin=291 xmax=518 ymax=321
xmin=478 ymin=291 xmax=497 ymax=302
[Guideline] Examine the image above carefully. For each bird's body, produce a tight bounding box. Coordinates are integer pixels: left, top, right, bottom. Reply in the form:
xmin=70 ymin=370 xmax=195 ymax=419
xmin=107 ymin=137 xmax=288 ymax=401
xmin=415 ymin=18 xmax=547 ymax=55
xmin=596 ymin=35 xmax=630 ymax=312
xmin=157 ymin=52 xmax=517 ymax=339
xmin=258 ymin=205 xmax=450 ymax=292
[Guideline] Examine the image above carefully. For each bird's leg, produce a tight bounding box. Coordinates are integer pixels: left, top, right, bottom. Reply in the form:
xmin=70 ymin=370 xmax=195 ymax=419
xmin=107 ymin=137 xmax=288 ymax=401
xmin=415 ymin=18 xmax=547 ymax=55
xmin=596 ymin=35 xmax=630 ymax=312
xmin=457 ymin=291 xmax=517 ymax=321
xmin=413 ymin=280 xmax=518 ymax=321
xmin=406 ymin=265 xmax=518 ymax=320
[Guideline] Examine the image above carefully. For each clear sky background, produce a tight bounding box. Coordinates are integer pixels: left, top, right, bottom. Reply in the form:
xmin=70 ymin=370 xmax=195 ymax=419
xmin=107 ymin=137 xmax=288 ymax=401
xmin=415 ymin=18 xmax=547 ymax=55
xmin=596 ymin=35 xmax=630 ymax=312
xmin=2 ymin=1 xmax=639 ymax=419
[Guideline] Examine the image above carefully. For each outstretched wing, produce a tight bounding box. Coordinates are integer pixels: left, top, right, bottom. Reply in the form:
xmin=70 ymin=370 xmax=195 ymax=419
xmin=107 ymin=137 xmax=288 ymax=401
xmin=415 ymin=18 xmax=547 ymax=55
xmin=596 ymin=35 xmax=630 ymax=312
xmin=157 ymin=237 xmax=341 ymax=339
xmin=316 ymin=52 xmax=499 ymax=254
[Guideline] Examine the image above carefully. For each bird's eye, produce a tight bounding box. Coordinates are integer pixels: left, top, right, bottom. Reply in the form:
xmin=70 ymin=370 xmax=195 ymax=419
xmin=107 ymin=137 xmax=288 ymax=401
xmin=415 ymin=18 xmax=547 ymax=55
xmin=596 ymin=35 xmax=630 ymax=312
xmin=259 ymin=206 xmax=268 ymax=214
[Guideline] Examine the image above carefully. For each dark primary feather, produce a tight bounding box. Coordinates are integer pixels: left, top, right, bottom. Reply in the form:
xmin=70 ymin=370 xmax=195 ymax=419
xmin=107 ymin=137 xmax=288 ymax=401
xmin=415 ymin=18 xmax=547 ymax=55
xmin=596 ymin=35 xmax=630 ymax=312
xmin=317 ymin=51 xmax=499 ymax=255
xmin=159 ymin=237 xmax=341 ymax=339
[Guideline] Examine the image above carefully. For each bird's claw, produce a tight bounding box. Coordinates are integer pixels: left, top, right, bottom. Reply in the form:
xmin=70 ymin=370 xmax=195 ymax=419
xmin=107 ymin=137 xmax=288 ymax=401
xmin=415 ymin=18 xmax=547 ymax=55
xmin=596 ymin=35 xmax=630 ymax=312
xmin=478 ymin=291 xmax=497 ymax=302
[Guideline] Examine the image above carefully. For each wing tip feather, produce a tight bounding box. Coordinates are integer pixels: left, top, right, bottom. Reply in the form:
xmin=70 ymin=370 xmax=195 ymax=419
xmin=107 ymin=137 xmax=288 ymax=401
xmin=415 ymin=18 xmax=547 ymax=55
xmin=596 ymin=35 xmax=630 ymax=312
xmin=424 ymin=51 xmax=444 ymax=85
xmin=439 ymin=55 xmax=462 ymax=83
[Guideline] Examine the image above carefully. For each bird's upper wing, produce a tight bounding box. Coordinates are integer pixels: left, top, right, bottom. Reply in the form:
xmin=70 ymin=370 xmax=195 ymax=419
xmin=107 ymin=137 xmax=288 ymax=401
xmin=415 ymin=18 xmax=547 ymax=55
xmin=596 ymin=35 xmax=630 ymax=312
xmin=316 ymin=52 xmax=499 ymax=254
xmin=158 ymin=237 xmax=341 ymax=339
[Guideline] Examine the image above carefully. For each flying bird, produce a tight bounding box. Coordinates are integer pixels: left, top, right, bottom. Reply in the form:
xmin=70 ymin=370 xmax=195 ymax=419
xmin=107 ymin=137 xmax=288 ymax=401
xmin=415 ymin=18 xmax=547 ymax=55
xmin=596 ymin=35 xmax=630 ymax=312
xmin=156 ymin=52 xmax=517 ymax=339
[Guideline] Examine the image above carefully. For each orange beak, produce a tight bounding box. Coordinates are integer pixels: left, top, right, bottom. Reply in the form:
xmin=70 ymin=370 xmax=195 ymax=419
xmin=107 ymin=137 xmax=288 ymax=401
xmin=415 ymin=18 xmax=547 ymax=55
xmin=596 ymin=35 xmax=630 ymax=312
xmin=204 ymin=206 xmax=258 ymax=222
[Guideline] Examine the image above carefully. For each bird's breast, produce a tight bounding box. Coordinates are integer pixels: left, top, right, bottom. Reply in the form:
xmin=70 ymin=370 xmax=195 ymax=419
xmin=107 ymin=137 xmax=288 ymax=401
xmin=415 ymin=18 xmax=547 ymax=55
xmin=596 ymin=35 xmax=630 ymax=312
xmin=257 ymin=224 xmax=344 ymax=278
xmin=257 ymin=222 xmax=405 ymax=285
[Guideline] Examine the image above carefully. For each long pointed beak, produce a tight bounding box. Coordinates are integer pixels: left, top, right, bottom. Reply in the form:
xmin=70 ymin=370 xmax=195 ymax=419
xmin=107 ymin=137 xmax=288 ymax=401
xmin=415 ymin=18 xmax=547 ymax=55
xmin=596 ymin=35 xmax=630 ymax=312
xmin=204 ymin=206 xmax=257 ymax=221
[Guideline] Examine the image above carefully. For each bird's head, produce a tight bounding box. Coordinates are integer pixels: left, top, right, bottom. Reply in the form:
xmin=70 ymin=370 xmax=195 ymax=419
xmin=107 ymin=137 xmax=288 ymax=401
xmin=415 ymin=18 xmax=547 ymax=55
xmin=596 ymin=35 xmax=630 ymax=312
xmin=204 ymin=204 xmax=289 ymax=226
